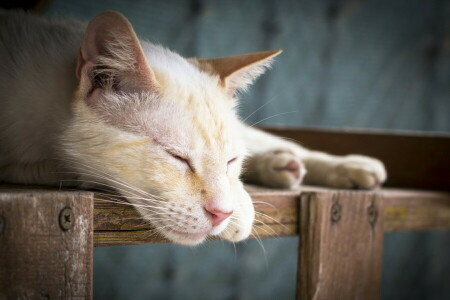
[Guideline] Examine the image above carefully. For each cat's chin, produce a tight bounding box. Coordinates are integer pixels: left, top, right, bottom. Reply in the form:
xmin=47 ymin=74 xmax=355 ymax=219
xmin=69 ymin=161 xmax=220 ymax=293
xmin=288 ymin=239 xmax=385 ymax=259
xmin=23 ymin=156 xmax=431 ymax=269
xmin=162 ymin=229 xmax=210 ymax=246
xmin=160 ymin=219 xmax=230 ymax=246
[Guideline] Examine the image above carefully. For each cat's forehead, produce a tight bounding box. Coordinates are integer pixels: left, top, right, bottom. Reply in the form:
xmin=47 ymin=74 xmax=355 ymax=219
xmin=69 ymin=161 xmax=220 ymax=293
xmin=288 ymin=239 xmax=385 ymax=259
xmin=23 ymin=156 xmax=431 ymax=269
xmin=149 ymin=88 xmax=239 ymax=149
xmin=96 ymin=87 xmax=240 ymax=153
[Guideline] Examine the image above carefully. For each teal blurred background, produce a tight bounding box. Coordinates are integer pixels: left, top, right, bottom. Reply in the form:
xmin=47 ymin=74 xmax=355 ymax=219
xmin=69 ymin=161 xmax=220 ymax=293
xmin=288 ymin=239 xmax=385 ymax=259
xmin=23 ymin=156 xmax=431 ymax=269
xmin=43 ymin=0 xmax=450 ymax=299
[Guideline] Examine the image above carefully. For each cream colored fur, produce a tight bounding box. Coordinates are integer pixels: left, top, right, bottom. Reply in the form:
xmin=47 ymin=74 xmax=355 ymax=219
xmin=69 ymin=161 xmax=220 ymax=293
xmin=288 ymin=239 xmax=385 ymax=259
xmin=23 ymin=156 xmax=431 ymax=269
xmin=0 ymin=11 xmax=386 ymax=246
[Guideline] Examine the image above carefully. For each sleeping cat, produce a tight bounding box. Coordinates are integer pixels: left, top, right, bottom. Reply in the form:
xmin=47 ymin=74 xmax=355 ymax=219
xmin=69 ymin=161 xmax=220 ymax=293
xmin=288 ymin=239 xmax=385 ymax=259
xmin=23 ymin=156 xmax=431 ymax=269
xmin=0 ymin=11 xmax=386 ymax=245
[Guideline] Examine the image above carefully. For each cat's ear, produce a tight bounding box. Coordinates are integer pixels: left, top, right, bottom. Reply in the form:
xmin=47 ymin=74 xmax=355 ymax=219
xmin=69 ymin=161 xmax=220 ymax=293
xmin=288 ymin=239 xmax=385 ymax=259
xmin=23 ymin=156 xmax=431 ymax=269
xmin=76 ymin=11 xmax=158 ymax=100
xmin=192 ymin=50 xmax=282 ymax=96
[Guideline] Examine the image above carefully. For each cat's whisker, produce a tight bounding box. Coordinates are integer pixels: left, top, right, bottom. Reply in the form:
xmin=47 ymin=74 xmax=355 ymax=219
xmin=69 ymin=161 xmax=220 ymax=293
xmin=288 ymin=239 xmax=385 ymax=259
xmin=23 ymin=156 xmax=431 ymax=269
xmin=242 ymin=95 xmax=278 ymax=122
xmin=276 ymin=136 xmax=306 ymax=147
xmin=58 ymin=176 xmax=170 ymax=211
xmin=249 ymin=229 xmax=268 ymax=264
xmin=107 ymin=216 xmax=169 ymax=225
xmin=248 ymin=110 xmax=299 ymax=128
xmin=251 ymin=227 xmax=269 ymax=244
xmin=252 ymin=201 xmax=280 ymax=212
xmin=229 ymin=211 xmax=279 ymax=237
xmin=254 ymin=211 xmax=289 ymax=231
xmin=103 ymin=209 xmax=178 ymax=223
xmin=54 ymin=158 xmax=168 ymax=202
xmin=252 ymin=216 xmax=282 ymax=234
xmin=142 ymin=224 xmax=175 ymax=240
xmin=95 ymin=192 xmax=167 ymax=205
xmin=57 ymin=170 xmax=181 ymax=239
xmin=94 ymin=195 xmax=177 ymax=217
xmin=252 ymin=217 xmax=277 ymax=231
xmin=252 ymin=222 xmax=279 ymax=237
xmin=218 ymin=226 xmax=237 ymax=250
xmin=56 ymin=163 xmax=168 ymax=203
xmin=231 ymin=240 xmax=237 ymax=259
xmin=94 ymin=197 xmax=169 ymax=216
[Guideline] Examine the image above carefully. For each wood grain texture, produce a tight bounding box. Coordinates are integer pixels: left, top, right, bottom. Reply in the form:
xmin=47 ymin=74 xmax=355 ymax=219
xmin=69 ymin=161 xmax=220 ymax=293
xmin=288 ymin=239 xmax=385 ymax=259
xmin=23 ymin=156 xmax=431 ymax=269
xmin=264 ymin=127 xmax=450 ymax=191
xmin=0 ymin=190 xmax=94 ymax=299
xmin=93 ymin=186 xmax=450 ymax=247
xmin=0 ymin=185 xmax=448 ymax=299
xmin=94 ymin=186 xmax=300 ymax=246
xmin=0 ymin=184 xmax=448 ymax=246
xmin=298 ymin=191 xmax=384 ymax=300
xmin=381 ymin=189 xmax=450 ymax=232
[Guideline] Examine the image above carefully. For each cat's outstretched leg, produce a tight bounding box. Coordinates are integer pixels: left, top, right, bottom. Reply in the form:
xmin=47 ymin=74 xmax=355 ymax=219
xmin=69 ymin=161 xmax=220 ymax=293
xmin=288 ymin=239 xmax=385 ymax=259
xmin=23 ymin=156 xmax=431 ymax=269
xmin=243 ymin=148 xmax=306 ymax=189
xmin=300 ymin=152 xmax=386 ymax=189
xmin=242 ymin=124 xmax=386 ymax=189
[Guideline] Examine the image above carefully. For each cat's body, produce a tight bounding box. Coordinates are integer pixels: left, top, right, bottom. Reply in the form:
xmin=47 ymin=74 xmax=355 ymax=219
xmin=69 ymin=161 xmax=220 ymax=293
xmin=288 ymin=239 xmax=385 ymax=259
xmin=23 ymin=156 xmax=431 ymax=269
xmin=0 ymin=11 xmax=386 ymax=245
xmin=0 ymin=12 xmax=80 ymax=171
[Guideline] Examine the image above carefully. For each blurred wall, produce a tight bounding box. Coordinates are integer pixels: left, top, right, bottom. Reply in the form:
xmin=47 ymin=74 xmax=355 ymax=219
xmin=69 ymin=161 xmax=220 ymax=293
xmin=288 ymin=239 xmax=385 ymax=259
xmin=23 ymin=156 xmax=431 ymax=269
xmin=42 ymin=0 xmax=450 ymax=299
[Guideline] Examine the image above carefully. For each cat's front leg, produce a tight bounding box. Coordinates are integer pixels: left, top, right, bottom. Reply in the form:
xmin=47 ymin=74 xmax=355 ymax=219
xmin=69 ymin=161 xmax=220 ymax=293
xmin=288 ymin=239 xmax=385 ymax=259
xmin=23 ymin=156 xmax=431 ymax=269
xmin=242 ymin=125 xmax=387 ymax=189
xmin=243 ymin=148 xmax=306 ymax=189
xmin=241 ymin=125 xmax=308 ymax=189
xmin=301 ymin=152 xmax=386 ymax=189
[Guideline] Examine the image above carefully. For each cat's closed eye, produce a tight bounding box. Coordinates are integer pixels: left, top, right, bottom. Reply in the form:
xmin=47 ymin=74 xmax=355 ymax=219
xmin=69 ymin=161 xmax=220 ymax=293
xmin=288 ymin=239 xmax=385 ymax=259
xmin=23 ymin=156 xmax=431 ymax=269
xmin=167 ymin=151 xmax=195 ymax=172
xmin=227 ymin=157 xmax=238 ymax=165
xmin=227 ymin=157 xmax=238 ymax=173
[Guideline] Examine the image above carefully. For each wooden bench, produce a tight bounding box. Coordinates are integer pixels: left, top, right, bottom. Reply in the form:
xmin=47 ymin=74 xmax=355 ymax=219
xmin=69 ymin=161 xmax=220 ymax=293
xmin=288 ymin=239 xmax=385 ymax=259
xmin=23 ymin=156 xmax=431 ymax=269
xmin=1 ymin=128 xmax=449 ymax=299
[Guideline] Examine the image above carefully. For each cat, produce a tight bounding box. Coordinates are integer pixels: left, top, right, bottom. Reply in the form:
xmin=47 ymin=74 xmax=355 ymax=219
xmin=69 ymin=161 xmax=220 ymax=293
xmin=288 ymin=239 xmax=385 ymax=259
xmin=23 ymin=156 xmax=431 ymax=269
xmin=0 ymin=11 xmax=386 ymax=245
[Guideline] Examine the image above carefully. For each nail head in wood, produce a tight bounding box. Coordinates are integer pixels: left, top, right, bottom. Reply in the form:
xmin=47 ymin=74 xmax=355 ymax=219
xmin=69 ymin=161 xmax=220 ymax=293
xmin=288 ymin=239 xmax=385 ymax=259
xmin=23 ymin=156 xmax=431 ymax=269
xmin=331 ymin=201 xmax=341 ymax=223
xmin=59 ymin=207 xmax=74 ymax=231
xmin=368 ymin=203 xmax=378 ymax=227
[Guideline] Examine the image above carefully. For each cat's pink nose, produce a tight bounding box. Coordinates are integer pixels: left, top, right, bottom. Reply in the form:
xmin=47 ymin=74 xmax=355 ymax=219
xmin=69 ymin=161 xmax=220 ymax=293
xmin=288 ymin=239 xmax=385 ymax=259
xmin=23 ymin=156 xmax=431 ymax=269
xmin=204 ymin=205 xmax=233 ymax=227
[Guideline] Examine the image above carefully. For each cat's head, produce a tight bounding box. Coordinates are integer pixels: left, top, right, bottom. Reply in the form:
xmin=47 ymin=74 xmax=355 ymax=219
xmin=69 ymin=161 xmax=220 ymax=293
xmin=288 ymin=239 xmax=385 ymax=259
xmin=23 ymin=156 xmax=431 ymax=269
xmin=64 ymin=11 xmax=281 ymax=245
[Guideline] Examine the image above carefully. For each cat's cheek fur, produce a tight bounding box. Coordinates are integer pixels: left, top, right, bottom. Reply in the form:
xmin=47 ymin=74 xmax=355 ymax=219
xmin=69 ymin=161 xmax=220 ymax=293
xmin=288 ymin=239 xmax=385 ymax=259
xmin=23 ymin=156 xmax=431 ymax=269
xmin=220 ymin=182 xmax=255 ymax=242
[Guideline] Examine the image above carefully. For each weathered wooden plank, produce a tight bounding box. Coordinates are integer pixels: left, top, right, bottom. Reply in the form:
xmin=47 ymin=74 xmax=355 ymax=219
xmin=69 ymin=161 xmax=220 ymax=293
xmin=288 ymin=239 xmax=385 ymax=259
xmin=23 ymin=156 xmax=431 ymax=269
xmin=93 ymin=186 xmax=300 ymax=246
xmin=264 ymin=127 xmax=450 ymax=191
xmin=298 ymin=191 xmax=384 ymax=300
xmin=94 ymin=230 xmax=168 ymax=247
xmin=94 ymin=223 xmax=299 ymax=247
xmin=0 ymin=191 xmax=94 ymax=299
xmin=93 ymin=186 xmax=450 ymax=247
xmin=1 ymin=184 xmax=448 ymax=247
xmin=93 ymin=186 xmax=300 ymax=230
xmin=381 ymin=189 xmax=450 ymax=232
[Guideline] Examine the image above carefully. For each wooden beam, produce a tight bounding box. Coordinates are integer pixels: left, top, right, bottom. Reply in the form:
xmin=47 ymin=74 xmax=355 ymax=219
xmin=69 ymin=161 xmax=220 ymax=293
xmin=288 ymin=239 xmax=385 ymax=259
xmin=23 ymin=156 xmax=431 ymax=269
xmin=298 ymin=191 xmax=384 ymax=300
xmin=0 ymin=184 xmax=448 ymax=300
xmin=0 ymin=191 xmax=94 ymax=299
xmin=93 ymin=186 xmax=450 ymax=247
xmin=381 ymin=189 xmax=450 ymax=232
xmin=0 ymin=185 xmax=448 ymax=247
xmin=263 ymin=127 xmax=450 ymax=191
xmin=93 ymin=186 xmax=300 ymax=246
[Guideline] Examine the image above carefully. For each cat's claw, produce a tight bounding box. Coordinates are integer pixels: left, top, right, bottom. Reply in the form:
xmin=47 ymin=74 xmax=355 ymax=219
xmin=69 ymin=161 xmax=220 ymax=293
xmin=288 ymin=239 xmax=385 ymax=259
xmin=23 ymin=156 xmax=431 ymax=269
xmin=326 ymin=155 xmax=387 ymax=189
xmin=245 ymin=149 xmax=306 ymax=189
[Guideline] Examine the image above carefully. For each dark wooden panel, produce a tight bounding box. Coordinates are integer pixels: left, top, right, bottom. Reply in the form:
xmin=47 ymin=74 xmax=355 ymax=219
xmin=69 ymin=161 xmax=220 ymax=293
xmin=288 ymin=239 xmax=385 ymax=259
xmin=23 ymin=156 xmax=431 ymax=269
xmin=0 ymin=191 xmax=93 ymax=299
xmin=298 ymin=191 xmax=384 ymax=300
xmin=264 ymin=127 xmax=450 ymax=191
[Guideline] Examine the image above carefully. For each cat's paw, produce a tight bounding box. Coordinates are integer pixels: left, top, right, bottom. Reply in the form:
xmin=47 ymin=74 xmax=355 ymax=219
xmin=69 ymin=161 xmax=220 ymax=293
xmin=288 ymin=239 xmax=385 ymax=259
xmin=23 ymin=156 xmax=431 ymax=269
xmin=244 ymin=149 xmax=306 ymax=189
xmin=327 ymin=155 xmax=387 ymax=189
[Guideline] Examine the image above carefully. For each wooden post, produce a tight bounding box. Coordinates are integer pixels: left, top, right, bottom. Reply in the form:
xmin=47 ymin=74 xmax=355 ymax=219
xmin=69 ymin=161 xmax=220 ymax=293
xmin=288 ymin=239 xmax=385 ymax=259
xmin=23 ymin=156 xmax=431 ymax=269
xmin=298 ymin=191 xmax=384 ymax=300
xmin=0 ymin=190 xmax=94 ymax=299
